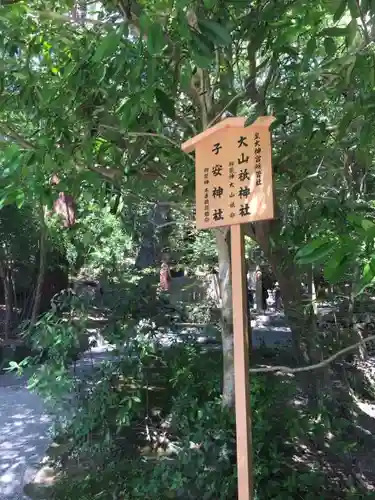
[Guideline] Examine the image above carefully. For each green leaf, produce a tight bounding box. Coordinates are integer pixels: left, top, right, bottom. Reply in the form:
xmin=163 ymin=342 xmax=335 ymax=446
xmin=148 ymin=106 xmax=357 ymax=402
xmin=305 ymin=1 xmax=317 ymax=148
xmin=304 ymin=37 xmax=317 ymax=60
xmin=296 ymin=238 xmax=329 ymax=258
xmin=198 ymin=19 xmax=232 ymax=46
xmin=345 ymin=55 xmax=357 ymax=84
xmin=15 ymin=190 xmax=25 ymax=209
xmin=337 ymin=106 xmax=355 ymax=140
xmin=302 ymin=115 xmax=313 ymax=136
xmin=361 ymin=219 xmax=375 ymax=231
xmin=12 ymin=71 xmax=29 ymax=81
xmin=191 ymin=53 xmax=212 ymax=69
xmin=324 ymin=249 xmax=350 ymax=283
xmin=116 ymin=197 xmax=124 ymax=214
xmin=155 ymin=88 xmax=175 ymax=119
xmin=245 ymin=116 xmax=256 ymax=127
xmin=347 ymin=213 xmax=367 ymax=228
xmin=147 ymin=23 xmax=167 ymax=55
xmin=296 ymin=239 xmax=335 ymax=264
xmin=324 ymin=37 xmax=336 ymax=57
xmin=333 ymin=0 xmax=347 ymax=21
xmin=93 ymin=30 xmax=121 ymax=62
xmin=179 ymin=64 xmax=193 ymax=91
xmin=346 ymin=18 xmax=358 ymax=46
xmin=8 ymin=361 xmax=20 ymax=371
xmin=361 ymin=0 xmax=371 ymax=13
xmin=190 ymin=31 xmax=215 ymax=68
xmin=119 ymin=96 xmax=141 ymax=128
xmin=360 ymin=121 xmax=374 ymax=149
xmin=361 ymin=256 xmax=375 ymax=286
xmin=82 ymin=232 xmax=92 ymax=247
xmin=321 ymin=27 xmax=349 ymax=37
xmin=348 ymin=0 xmax=360 ymax=17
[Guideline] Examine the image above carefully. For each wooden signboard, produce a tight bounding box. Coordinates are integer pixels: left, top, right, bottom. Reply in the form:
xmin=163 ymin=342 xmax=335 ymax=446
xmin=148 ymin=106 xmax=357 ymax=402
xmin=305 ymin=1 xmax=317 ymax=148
xmin=181 ymin=116 xmax=275 ymax=500
xmin=182 ymin=116 xmax=275 ymax=229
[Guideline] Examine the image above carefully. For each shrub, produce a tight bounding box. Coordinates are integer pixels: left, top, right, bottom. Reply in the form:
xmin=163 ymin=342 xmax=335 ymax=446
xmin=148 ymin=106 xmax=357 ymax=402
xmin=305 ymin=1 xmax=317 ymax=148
xmin=49 ymin=341 xmax=360 ymax=500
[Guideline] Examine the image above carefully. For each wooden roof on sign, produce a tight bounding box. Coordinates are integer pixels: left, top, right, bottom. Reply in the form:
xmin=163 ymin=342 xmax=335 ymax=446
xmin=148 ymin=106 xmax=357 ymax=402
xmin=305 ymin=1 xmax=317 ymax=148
xmin=181 ymin=116 xmax=276 ymax=154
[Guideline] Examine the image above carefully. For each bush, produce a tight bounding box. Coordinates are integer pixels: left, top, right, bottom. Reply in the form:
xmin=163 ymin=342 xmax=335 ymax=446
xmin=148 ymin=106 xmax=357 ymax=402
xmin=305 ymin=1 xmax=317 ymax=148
xmin=48 ymin=340 xmax=362 ymax=500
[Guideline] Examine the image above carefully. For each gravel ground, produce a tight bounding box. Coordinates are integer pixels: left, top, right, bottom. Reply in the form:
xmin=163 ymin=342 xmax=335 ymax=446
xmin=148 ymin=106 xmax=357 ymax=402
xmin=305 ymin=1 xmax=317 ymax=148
xmin=0 ymin=372 xmax=51 ymax=500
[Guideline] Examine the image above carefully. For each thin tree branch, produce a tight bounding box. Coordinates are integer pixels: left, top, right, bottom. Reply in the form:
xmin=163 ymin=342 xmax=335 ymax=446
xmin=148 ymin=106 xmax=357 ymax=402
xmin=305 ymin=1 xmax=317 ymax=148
xmin=152 ymin=218 xmax=194 ymax=229
xmin=260 ymin=56 xmax=278 ymax=105
xmin=128 ymin=132 xmax=192 ymax=158
xmin=249 ymin=334 xmax=375 ymax=374
xmin=356 ymin=0 xmax=370 ymax=44
xmin=287 ymin=158 xmax=324 ymax=194
xmin=100 ymin=125 xmax=194 ymax=160
xmin=207 ymin=86 xmax=248 ymax=129
xmin=30 ymin=9 xmax=114 ymax=28
xmin=0 ymin=124 xmax=34 ymax=150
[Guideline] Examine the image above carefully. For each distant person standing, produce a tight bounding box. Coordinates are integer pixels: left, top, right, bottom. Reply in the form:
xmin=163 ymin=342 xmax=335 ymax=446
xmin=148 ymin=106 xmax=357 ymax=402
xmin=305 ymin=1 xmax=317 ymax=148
xmin=159 ymin=253 xmax=172 ymax=292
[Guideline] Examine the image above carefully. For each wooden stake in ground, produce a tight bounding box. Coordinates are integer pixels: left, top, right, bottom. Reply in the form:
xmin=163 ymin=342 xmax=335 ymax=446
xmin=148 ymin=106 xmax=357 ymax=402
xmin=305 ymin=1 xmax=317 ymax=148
xmin=182 ymin=116 xmax=275 ymax=500
xmin=231 ymin=223 xmax=252 ymax=498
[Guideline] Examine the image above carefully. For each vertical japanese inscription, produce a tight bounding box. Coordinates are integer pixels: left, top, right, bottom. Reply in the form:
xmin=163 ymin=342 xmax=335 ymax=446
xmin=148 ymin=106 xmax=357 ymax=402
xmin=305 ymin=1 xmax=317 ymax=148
xmin=211 ymin=143 xmax=225 ymax=221
xmin=237 ymin=135 xmax=251 ymax=218
xmin=204 ymin=167 xmax=210 ymax=223
xmin=228 ymin=161 xmax=236 ymax=218
xmin=254 ymin=131 xmax=262 ymax=186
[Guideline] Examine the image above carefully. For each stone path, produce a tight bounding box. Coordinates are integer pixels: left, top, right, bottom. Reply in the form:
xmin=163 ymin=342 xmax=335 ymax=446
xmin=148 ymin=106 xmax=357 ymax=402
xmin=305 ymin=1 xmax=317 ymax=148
xmin=0 ymin=372 xmax=51 ymax=500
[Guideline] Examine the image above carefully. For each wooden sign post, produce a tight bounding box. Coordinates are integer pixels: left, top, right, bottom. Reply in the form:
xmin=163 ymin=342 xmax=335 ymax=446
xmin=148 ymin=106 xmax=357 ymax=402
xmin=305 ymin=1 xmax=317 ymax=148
xmin=181 ymin=116 xmax=275 ymax=500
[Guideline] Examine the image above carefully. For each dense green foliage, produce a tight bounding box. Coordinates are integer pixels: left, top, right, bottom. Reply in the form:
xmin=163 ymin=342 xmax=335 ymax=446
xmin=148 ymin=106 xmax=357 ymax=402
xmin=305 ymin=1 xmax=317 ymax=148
xmin=30 ymin=311 xmax=368 ymax=500
xmin=2 ymin=0 xmax=375 ymax=498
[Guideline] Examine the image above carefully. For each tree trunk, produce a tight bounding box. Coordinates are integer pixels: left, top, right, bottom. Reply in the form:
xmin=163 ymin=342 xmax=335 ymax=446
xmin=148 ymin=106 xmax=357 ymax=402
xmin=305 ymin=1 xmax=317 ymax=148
xmin=215 ymin=228 xmax=235 ymax=409
xmin=347 ymin=264 xmax=367 ymax=360
xmin=31 ymin=210 xmax=47 ymax=325
xmin=0 ymin=261 xmax=12 ymax=342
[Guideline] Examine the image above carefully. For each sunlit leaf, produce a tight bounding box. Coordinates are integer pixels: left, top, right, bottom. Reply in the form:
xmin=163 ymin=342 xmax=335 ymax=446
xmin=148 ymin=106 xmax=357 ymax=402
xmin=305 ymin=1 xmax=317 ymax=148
xmin=93 ymin=30 xmax=121 ymax=62
xmin=147 ymin=23 xmax=167 ymax=55
xmin=364 ymin=258 xmax=375 ymax=281
xmin=361 ymin=219 xmax=375 ymax=231
xmin=15 ymin=190 xmax=25 ymax=209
